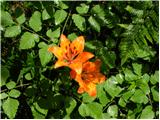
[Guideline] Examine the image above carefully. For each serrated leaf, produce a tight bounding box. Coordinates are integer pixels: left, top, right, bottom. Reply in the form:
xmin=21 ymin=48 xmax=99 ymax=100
xmin=132 ymin=63 xmax=142 ymax=76
xmin=107 ymin=105 xmax=118 ymax=118
xmin=58 ymin=1 xmax=69 ymax=9
xmin=54 ymin=10 xmax=67 ymax=25
xmin=4 ymin=26 xmax=21 ymax=37
xmin=2 ymin=97 xmax=19 ymax=118
xmin=151 ymin=86 xmax=159 ymax=102
xmin=140 ymin=106 xmax=154 ymax=119
xmin=6 ymin=81 xmax=16 ymax=89
xmin=130 ymin=89 xmax=148 ymax=104
xmin=29 ymin=11 xmax=42 ymax=32
xmin=1 ymin=67 xmax=10 ymax=87
xmin=46 ymin=27 xmax=60 ymax=39
xmin=39 ymin=47 xmax=53 ymax=66
xmin=19 ymin=32 xmax=39 ymax=49
xmin=82 ymin=93 xmax=96 ymax=103
xmin=118 ymin=98 xmax=126 ymax=107
xmin=38 ymin=42 xmax=48 ymax=49
xmin=42 ymin=9 xmax=51 ymax=20
xmin=88 ymin=16 xmax=100 ymax=32
xmin=76 ymin=3 xmax=89 ymax=14
xmin=67 ymin=33 xmax=78 ymax=41
xmin=150 ymin=71 xmax=159 ymax=85
xmin=25 ymin=73 xmax=32 ymax=80
xmin=1 ymin=11 xmax=14 ymax=27
xmin=16 ymin=13 xmax=26 ymax=24
xmin=64 ymin=97 xmax=77 ymax=118
xmin=124 ymin=68 xmax=138 ymax=81
xmin=8 ymin=89 xmax=21 ymax=98
xmin=72 ymin=14 xmax=86 ymax=31
xmin=0 ymin=93 xmax=8 ymax=99
xmin=79 ymin=102 xmax=103 ymax=119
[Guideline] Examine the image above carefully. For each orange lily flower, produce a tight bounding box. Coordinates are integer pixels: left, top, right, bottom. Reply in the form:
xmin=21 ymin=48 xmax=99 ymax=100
xmin=48 ymin=34 xmax=94 ymax=74
xmin=70 ymin=59 xmax=106 ymax=97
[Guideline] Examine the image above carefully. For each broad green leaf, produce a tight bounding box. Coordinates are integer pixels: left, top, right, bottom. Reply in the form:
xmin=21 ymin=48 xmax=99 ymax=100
xmin=115 ymin=73 xmax=124 ymax=84
xmin=72 ymin=14 xmax=86 ymax=31
xmin=64 ymin=97 xmax=77 ymax=118
xmin=8 ymin=89 xmax=21 ymax=98
xmin=76 ymin=3 xmax=89 ymax=14
xmin=107 ymin=105 xmax=118 ymax=118
xmin=136 ymin=79 xmax=150 ymax=94
xmin=16 ymin=13 xmax=26 ymax=24
xmin=102 ymin=113 xmax=111 ymax=119
xmin=124 ymin=68 xmax=138 ymax=81
xmin=82 ymin=93 xmax=95 ymax=103
xmin=91 ymin=5 xmax=105 ymax=18
xmin=140 ymin=106 xmax=154 ymax=119
xmin=54 ymin=10 xmax=67 ymax=25
xmin=31 ymin=102 xmax=48 ymax=119
xmin=88 ymin=16 xmax=100 ymax=32
xmin=6 ymin=81 xmax=16 ymax=90
xmin=25 ymin=73 xmax=32 ymax=80
xmin=39 ymin=47 xmax=53 ymax=67
xmin=122 ymin=90 xmax=135 ymax=102
xmin=38 ymin=42 xmax=48 ymax=48
xmin=58 ymin=1 xmax=69 ymax=9
xmin=46 ymin=27 xmax=60 ymax=39
xmin=104 ymin=77 xmax=123 ymax=98
xmin=42 ymin=9 xmax=51 ymax=20
xmin=67 ymin=33 xmax=78 ymax=41
xmin=150 ymin=71 xmax=159 ymax=85
xmin=19 ymin=32 xmax=39 ymax=49
xmin=118 ymin=98 xmax=126 ymax=107
xmin=132 ymin=63 xmax=142 ymax=76
xmin=29 ymin=11 xmax=42 ymax=32
xmin=97 ymin=84 xmax=110 ymax=106
xmin=0 ymin=93 xmax=8 ymax=99
xmin=151 ymin=86 xmax=159 ymax=102
xmin=79 ymin=102 xmax=103 ymax=119
xmin=2 ymin=97 xmax=19 ymax=118
xmin=4 ymin=26 xmax=21 ymax=37
xmin=1 ymin=67 xmax=10 ymax=87
xmin=125 ymin=5 xmax=143 ymax=17
xmin=130 ymin=89 xmax=148 ymax=104
xmin=1 ymin=11 xmax=14 ymax=27
xmin=85 ymin=41 xmax=96 ymax=50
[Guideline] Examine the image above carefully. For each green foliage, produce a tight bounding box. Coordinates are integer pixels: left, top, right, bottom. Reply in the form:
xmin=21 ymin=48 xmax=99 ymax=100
xmin=1 ymin=1 xmax=158 ymax=119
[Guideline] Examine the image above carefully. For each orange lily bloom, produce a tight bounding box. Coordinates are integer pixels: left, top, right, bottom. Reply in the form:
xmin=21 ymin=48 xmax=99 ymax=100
xmin=48 ymin=34 xmax=94 ymax=74
xmin=70 ymin=59 xmax=106 ymax=97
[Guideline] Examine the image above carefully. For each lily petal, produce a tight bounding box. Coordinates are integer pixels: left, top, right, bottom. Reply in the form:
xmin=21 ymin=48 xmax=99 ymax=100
xmin=54 ymin=59 xmax=67 ymax=68
xmin=60 ymin=34 xmax=70 ymax=50
xmin=69 ymin=62 xmax=82 ymax=74
xmin=86 ymin=82 xmax=97 ymax=97
xmin=71 ymin=36 xmax=84 ymax=54
xmin=48 ymin=46 xmax=63 ymax=59
xmin=73 ymin=52 xmax=94 ymax=63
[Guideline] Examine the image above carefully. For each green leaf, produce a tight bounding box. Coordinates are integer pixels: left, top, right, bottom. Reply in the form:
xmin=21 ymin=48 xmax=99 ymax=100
xmin=46 ymin=27 xmax=60 ymax=39
xmin=82 ymin=93 xmax=96 ymax=103
xmin=6 ymin=81 xmax=16 ymax=89
xmin=1 ymin=67 xmax=10 ymax=87
xmin=16 ymin=13 xmax=26 ymax=24
xmin=88 ymin=16 xmax=100 ymax=32
xmin=42 ymin=9 xmax=51 ymax=20
xmin=31 ymin=102 xmax=48 ymax=119
xmin=118 ymin=98 xmax=126 ymax=107
xmin=2 ymin=97 xmax=19 ymax=118
xmin=8 ymin=89 xmax=21 ymax=98
xmin=151 ymin=86 xmax=159 ymax=102
xmin=102 ymin=113 xmax=111 ymax=119
xmin=104 ymin=77 xmax=123 ymax=98
xmin=76 ymin=3 xmax=89 ymax=14
xmin=132 ymin=63 xmax=142 ymax=76
xmin=130 ymin=89 xmax=148 ymax=104
xmin=54 ymin=10 xmax=67 ymax=25
xmin=38 ymin=42 xmax=48 ymax=48
xmin=79 ymin=102 xmax=103 ymax=119
xmin=29 ymin=11 xmax=42 ymax=32
xmin=67 ymin=33 xmax=78 ymax=41
xmin=39 ymin=47 xmax=53 ymax=67
xmin=0 ymin=93 xmax=8 ymax=99
xmin=64 ymin=97 xmax=77 ymax=118
xmin=72 ymin=14 xmax=86 ymax=31
xmin=19 ymin=32 xmax=39 ymax=49
xmin=150 ymin=71 xmax=159 ymax=85
xmin=58 ymin=1 xmax=69 ymax=9
xmin=4 ymin=26 xmax=21 ymax=37
xmin=124 ymin=68 xmax=138 ymax=81
xmin=91 ymin=5 xmax=105 ymax=18
xmin=107 ymin=105 xmax=118 ymax=118
xmin=115 ymin=73 xmax=124 ymax=84
xmin=1 ymin=11 xmax=14 ymax=27
xmin=25 ymin=73 xmax=32 ymax=80
xmin=140 ymin=106 xmax=154 ymax=119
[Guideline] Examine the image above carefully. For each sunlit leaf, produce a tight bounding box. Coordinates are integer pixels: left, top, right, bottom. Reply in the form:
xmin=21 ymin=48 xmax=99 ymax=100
xmin=54 ymin=10 xmax=67 ymax=25
xmin=6 ymin=81 xmax=16 ymax=90
xmin=140 ymin=106 xmax=154 ymax=119
xmin=76 ymin=3 xmax=89 ymax=14
xmin=4 ymin=26 xmax=21 ymax=37
xmin=107 ymin=105 xmax=118 ymax=118
xmin=88 ymin=16 xmax=100 ymax=32
xmin=8 ymin=89 xmax=21 ymax=98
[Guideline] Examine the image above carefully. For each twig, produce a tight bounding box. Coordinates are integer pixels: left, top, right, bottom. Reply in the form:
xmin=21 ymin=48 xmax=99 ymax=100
xmin=21 ymin=26 xmax=48 ymax=42
xmin=0 ymin=83 xmax=31 ymax=93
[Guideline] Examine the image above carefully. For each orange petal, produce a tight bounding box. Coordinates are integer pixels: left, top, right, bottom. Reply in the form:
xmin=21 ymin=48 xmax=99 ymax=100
xmin=86 ymin=82 xmax=97 ymax=97
xmin=83 ymin=61 xmax=96 ymax=73
xmin=54 ymin=59 xmax=67 ymax=68
xmin=69 ymin=62 xmax=82 ymax=74
xmin=60 ymin=34 xmax=70 ymax=50
xmin=94 ymin=59 xmax=102 ymax=72
xmin=77 ymin=87 xmax=85 ymax=94
xmin=71 ymin=36 xmax=84 ymax=54
xmin=73 ymin=52 xmax=94 ymax=63
xmin=48 ymin=46 xmax=63 ymax=59
xmin=70 ymin=70 xmax=77 ymax=79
